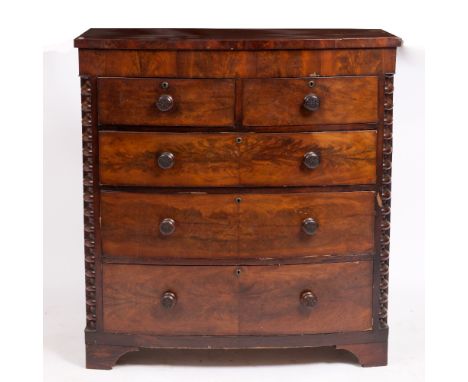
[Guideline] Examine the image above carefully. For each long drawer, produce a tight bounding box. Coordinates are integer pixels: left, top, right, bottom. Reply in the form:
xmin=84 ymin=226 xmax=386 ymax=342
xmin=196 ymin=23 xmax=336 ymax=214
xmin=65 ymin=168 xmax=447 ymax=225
xmin=100 ymin=191 xmax=375 ymax=260
xmin=99 ymin=131 xmax=376 ymax=187
xmin=103 ymin=262 xmax=373 ymax=335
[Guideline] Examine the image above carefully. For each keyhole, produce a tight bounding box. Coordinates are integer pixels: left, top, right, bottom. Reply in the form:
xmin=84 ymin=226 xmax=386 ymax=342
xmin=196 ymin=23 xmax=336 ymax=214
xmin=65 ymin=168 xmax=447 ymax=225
xmin=235 ymin=268 xmax=242 ymax=277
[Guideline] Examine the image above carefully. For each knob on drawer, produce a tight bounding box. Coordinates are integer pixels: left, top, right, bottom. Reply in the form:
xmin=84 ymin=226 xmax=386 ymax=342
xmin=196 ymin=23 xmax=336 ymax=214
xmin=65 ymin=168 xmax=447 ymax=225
xmin=159 ymin=218 xmax=176 ymax=236
xmin=302 ymin=217 xmax=318 ymax=236
xmin=161 ymin=291 xmax=177 ymax=309
xmin=303 ymin=151 xmax=320 ymax=169
xmin=303 ymin=93 xmax=320 ymax=111
xmin=157 ymin=152 xmax=175 ymax=169
xmin=156 ymin=94 xmax=174 ymax=112
xmin=300 ymin=290 xmax=318 ymax=308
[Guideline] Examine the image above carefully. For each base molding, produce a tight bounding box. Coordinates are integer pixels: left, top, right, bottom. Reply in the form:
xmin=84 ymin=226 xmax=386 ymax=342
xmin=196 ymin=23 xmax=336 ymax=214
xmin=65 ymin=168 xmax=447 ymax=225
xmin=85 ymin=329 xmax=388 ymax=369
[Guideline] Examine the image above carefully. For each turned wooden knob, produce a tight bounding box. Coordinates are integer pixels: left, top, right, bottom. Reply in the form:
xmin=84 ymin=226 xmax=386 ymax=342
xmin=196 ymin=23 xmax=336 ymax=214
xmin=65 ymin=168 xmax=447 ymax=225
xmin=159 ymin=218 xmax=175 ymax=236
xmin=303 ymin=93 xmax=320 ymax=111
xmin=156 ymin=94 xmax=174 ymax=111
xmin=303 ymin=151 xmax=320 ymax=169
xmin=161 ymin=291 xmax=177 ymax=309
xmin=157 ymin=152 xmax=175 ymax=169
xmin=302 ymin=217 xmax=318 ymax=235
xmin=300 ymin=290 xmax=318 ymax=308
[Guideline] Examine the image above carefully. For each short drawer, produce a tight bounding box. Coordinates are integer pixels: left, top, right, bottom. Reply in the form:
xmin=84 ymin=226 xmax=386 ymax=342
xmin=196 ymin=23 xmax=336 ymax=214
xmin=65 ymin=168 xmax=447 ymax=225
xmin=242 ymin=76 xmax=378 ymax=126
xmin=103 ymin=262 xmax=373 ymax=335
xmin=100 ymin=191 xmax=375 ymax=260
xmin=99 ymin=130 xmax=376 ymax=187
xmin=97 ymin=78 xmax=235 ymax=126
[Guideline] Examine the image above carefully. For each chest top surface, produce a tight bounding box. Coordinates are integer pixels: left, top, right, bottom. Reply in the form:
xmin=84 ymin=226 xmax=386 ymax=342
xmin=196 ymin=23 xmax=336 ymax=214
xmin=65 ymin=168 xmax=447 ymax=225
xmin=74 ymin=28 xmax=402 ymax=50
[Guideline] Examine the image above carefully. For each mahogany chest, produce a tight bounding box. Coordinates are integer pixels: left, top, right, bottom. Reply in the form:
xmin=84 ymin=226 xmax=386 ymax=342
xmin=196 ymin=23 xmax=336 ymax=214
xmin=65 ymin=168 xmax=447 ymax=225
xmin=74 ymin=28 xmax=402 ymax=369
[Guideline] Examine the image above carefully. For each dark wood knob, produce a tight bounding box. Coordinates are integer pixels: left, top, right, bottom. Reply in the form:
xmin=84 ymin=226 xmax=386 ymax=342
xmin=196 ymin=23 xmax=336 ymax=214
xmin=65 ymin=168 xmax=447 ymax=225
xmin=300 ymin=290 xmax=318 ymax=308
xmin=302 ymin=217 xmax=318 ymax=235
xmin=161 ymin=291 xmax=177 ymax=309
xmin=157 ymin=152 xmax=175 ymax=169
xmin=156 ymin=94 xmax=174 ymax=111
xmin=303 ymin=93 xmax=320 ymax=111
xmin=303 ymin=151 xmax=320 ymax=169
xmin=159 ymin=218 xmax=175 ymax=236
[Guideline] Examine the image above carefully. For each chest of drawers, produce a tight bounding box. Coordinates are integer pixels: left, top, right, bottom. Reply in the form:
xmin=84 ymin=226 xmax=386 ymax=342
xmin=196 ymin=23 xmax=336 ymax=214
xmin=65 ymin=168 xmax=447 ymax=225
xmin=74 ymin=28 xmax=402 ymax=369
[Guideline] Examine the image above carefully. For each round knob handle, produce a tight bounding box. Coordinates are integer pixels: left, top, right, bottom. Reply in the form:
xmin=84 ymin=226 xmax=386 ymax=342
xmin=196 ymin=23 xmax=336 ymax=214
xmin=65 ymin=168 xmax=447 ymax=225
xmin=303 ymin=93 xmax=320 ymax=111
xmin=157 ymin=152 xmax=175 ymax=169
xmin=159 ymin=218 xmax=175 ymax=236
xmin=303 ymin=151 xmax=320 ymax=169
xmin=302 ymin=217 xmax=318 ymax=236
xmin=300 ymin=290 xmax=318 ymax=308
xmin=156 ymin=94 xmax=174 ymax=112
xmin=161 ymin=291 xmax=177 ymax=309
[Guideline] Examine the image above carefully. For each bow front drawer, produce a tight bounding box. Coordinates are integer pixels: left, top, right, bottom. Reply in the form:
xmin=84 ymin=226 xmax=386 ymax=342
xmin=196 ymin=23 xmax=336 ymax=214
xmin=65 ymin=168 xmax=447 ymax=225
xmin=97 ymin=78 xmax=235 ymax=127
xmin=100 ymin=191 xmax=375 ymax=260
xmin=102 ymin=262 xmax=373 ymax=335
xmin=99 ymin=130 xmax=376 ymax=187
xmin=242 ymin=76 xmax=378 ymax=126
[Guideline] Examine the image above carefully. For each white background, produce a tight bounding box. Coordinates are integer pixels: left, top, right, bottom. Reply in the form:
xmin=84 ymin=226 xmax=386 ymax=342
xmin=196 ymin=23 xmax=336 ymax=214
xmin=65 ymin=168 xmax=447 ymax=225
xmin=3 ymin=0 xmax=466 ymax=381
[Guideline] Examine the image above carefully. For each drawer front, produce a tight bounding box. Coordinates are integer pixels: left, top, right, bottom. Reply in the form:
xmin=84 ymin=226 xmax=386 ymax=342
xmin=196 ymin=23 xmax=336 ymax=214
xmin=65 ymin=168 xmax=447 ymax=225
xmin=101 ymin=192 xmax=238 ymax=259
xmin=242 ymin=77 xmax=378 ymax=126
xmin=238 ymin=192 xmax=375 ymax=258
xmin=103 ymin=262 xmax=373 ymax=335
xmin=99 ymin=132 xmax=239 ymax=187
xmin=103 ymin=264 xmax=239 ymax=335
xmin=98 ymin=78 xmax=235 ymax=126
xmin=99 ymin=131 xmax=376 ymax=187
xmin=240 ymin=130 xmax=376 ymax=186
xmin=100 ymin=191 xmax=374 ymax=259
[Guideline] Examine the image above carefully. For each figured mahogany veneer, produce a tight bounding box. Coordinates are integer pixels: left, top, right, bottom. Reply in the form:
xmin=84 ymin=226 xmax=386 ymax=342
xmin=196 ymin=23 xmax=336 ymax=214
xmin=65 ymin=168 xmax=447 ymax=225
xmin=103 ymin=262 xmax=373 ymax=335
xmin=75 ymin=28 xmax=401 ymax=369
xmin=98 ymin=78 xmax=235 ymax=127
xmin=243 ymin=77 xmax=378 ymax=126
xmin=100 ymin=191 xmax=375 ymax=260
xmin=99 ymin=131 xmax=376 ymax=187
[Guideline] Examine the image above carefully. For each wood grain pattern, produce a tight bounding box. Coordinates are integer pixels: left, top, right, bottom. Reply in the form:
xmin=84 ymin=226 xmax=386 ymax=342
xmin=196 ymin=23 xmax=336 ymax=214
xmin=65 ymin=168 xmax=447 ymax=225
xmin=74 ymin=28 xmax=402 ymax=50
xmin=103 ymin=262 xmax=373 ymax=335
xmin=243 ymin=77 xmax=378 ymax=126
xmin=79 ymin=49 xmax=397 ymax=77
xmin=97 ymin=78 xmax=235 ymax=127
xmin=99 ymin=131 xmax=376 ymax=187
xmin=103 ymin=264 xmax=239 ymax=335
xmin=101 ymin=192 xmax=237 ymax=259
xmin=238 ymin=192 xmax=375 ymax=258
xmin=100 ymin=191 xmax=375 ymax=260
xmin=240 ymin=131 xmax=376 ymax=186
xmin=238 ymin=262 xmax=373 ymax=334
xmin=99 ymin=132 xmax=239 ymax=187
